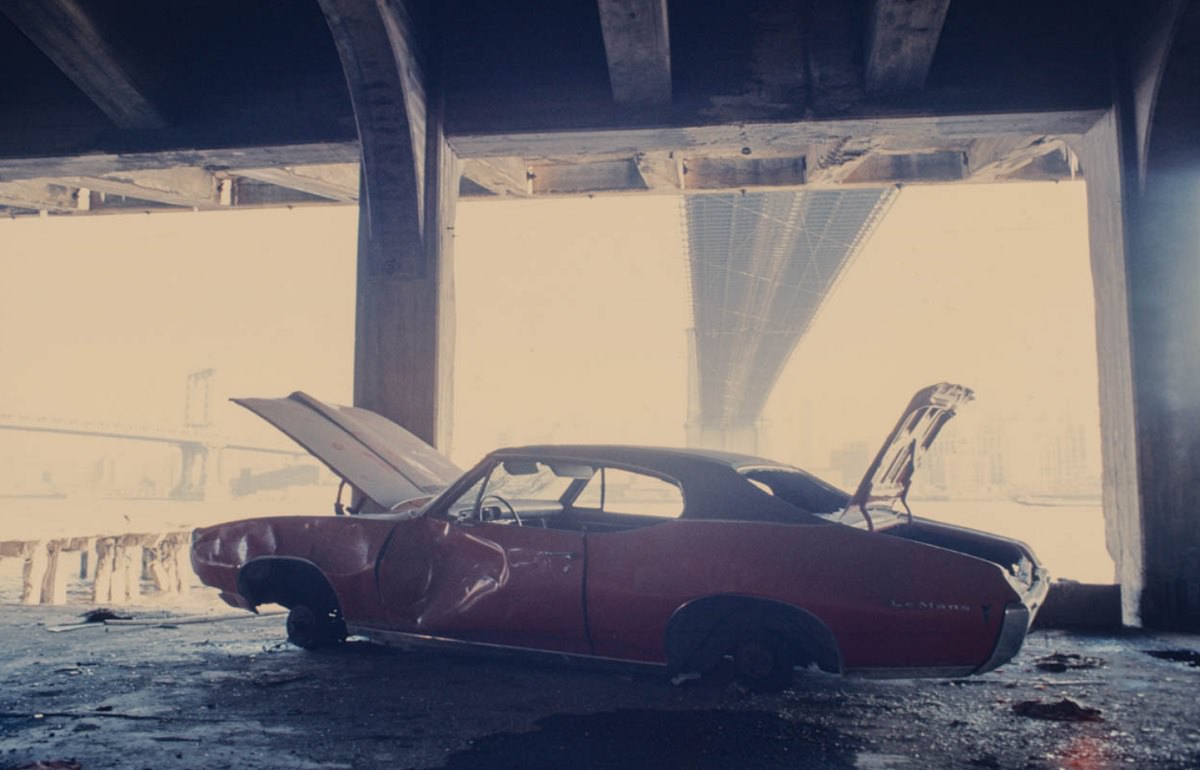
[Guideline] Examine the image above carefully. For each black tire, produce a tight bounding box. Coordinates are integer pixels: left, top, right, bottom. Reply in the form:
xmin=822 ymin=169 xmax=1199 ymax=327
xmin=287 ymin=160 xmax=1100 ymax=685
xmin=286 ymin=604 xmax=344 ymax=650
xmin=732 ymin=632 xmax=795 ymax=692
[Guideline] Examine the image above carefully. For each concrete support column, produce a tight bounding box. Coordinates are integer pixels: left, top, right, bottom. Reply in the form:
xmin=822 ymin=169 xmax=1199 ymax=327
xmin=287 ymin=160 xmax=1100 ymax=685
xmin=353 ymin=127 xmax=458 ymax=450
xmin=320 ymin=0 xmax=457 ymax=451
xmin=1126 ymin=53 xmax=1200 ymax=628
xmin=1077 ymin=110 xmax=1144 ymax=624
xmin=1097 ymin=0 xmax=1200 ymax=629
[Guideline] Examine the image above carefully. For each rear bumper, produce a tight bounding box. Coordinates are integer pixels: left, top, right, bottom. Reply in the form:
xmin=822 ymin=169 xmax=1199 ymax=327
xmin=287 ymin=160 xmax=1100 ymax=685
xmin=975 ymin=603 xmax=1033 ymax=674
xmin=975 ymin=557 xmax=1049 ymax=674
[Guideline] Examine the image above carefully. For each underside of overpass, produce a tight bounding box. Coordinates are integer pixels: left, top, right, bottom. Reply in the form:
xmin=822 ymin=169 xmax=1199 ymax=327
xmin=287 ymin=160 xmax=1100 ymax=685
xmin=1 ymin=0 xmax=1199 ymax=629
xmin=685 ymin=188 xmax=895 ymax=452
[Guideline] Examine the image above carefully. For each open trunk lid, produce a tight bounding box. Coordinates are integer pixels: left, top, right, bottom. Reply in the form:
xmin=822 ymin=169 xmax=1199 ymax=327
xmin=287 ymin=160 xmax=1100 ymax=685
xmin=843 ymin=382 xmax=974 ymax=529
xmin=233 ymin=391 xmax=462 ymax=510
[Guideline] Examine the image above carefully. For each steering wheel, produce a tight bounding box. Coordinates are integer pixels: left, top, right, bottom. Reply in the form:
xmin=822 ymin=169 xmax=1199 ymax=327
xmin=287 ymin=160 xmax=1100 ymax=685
xmin=480 ymin=494 xmax=522 ymax=526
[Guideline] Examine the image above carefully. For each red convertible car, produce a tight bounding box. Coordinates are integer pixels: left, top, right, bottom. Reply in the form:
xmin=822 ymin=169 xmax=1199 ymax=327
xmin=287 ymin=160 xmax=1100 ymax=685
xmin=191 ymin=383 xmax=1047 ymax=689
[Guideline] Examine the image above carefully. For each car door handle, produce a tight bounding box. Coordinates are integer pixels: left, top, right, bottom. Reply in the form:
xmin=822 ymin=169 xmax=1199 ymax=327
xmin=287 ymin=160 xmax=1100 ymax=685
xmin=538 ymin=551 xmax=576 ymax=560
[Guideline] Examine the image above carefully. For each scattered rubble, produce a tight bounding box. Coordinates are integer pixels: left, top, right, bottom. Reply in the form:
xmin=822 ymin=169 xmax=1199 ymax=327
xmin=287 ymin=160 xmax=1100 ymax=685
xmin=1011 ymin=698 xmax=1104 ymax=722
xmin=1032 ymin=652 xmax=1104 ymax=672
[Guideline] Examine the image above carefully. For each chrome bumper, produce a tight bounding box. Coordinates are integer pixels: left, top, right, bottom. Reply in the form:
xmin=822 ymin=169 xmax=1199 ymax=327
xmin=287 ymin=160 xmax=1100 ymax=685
xmin=975 ymin=603 xmax=1032 ymax=674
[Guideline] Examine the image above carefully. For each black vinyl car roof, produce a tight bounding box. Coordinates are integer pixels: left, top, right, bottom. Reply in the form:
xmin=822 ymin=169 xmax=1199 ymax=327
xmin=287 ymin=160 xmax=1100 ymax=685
xmin=488 ymin=444 xmax=850 ymax=522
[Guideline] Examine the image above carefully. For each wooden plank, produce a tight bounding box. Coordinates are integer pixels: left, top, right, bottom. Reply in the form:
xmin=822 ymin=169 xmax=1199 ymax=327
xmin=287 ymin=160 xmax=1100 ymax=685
xmin=460 ymin=158 xmax=530 ymax=197
xmin=0 ymin=0 xmax=165 ymax=129
xmin=865 ymin=0 xmax=952 ymax=93
xmin=596 ymin=0 xmax=672 ymax=107
xmin=0 ymin=141 xmax=361 ymax=183
xmin=447 ymin=109 xmax=1108 ymax=160
xmin=235 ymin=164 xmax=359 ymax=202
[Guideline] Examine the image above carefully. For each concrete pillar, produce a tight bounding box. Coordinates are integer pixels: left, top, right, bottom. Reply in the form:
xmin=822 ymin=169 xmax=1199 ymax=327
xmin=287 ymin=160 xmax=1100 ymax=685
xmin=352 ymin=132 xmax=458 ymax=450
xmin=1105 ymin=1 xmax=1200 ymax=629
xmin=319 ymin=0 xmax=458 ymax=455
xmin=1076 ymin=110 xmax=1144 ymax=624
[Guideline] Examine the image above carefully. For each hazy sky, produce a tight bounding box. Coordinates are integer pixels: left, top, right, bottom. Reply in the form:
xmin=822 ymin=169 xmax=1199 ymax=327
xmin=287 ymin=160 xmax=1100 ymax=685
xmin=0 ymin=181 xmax=1095 ymax=470
xmin=0 ymin=181 xmax=1111 ymax=577
xmin=761 ymin=181 xmax=1096 ymax=471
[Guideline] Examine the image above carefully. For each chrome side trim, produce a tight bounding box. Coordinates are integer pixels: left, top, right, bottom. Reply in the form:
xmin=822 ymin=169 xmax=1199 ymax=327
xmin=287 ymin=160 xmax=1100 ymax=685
xmin=974 ymin=603 xmax=1031 ymax=674
xmin=844 ymin=665 xmax=977 ymax=679
xmin=345 ymin=625 xmax=668 ymax=672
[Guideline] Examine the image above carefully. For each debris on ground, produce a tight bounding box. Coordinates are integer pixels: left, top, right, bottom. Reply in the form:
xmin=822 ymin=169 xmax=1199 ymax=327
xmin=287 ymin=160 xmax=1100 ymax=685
xmin=1033 ymin=652 xmax=1103 ymax=672
xmin=251 ymin=672 xmax=307 ymax=688
xmin=1012 ymin=698 xmax=1104 ymax=722
xmin=81 ymin=609 xmax=129 ymax=624
xmin=1143 ymin=649 xmax=1200 ymax=667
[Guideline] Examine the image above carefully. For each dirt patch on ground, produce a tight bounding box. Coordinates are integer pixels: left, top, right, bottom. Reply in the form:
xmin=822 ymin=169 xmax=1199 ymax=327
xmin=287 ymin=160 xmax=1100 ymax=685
xmin=1 ymin=607 xmax=1198 ymax=769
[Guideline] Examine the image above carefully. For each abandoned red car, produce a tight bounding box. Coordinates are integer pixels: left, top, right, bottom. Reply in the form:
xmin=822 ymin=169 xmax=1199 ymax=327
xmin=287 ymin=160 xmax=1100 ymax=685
xmin=191 ymin=383 xmax=1048 ymax=689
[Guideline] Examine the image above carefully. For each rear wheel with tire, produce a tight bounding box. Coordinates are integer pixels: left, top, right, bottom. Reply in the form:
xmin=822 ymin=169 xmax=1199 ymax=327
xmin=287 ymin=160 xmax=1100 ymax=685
xmin=286 ymin=604 xmax=345 ymax=650
xmin=731 ymin=632 xmax=796 ymax=691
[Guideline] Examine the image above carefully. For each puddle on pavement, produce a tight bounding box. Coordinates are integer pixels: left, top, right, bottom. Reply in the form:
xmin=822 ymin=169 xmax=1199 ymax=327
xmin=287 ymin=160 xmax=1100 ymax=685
xmin=434 ymin=709 xmax=858 ymax=770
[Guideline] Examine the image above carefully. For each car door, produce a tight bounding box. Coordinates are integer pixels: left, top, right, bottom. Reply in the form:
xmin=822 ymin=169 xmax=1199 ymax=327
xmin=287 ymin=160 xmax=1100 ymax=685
xmin=376 ymin=460 xmax=589 ymax=654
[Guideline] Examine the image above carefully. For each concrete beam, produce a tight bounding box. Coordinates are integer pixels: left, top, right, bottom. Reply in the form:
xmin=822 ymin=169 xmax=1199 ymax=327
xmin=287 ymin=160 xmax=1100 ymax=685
xmin=966 ymin=136 xmax=1071 ymax=182
xmin=235 ymin=164 xmax=360 ymax=202
xmin=864 ymin=0 xmax=952 ymax=93
xmin=805 ymin=138 xmax=878 ymax=185
xmin=447 ymin=109 xmax=1107 ymax=160
xmin=460 ymin=158 xmax=530 ymax=197
xmin=0 ymin=181 xmax=78 ymax=212
xmin=634 ymin=151 xmax=682 ymax=191
xmin=0 ymin=141 xmax=361 ymax=183
xmin=682 ymin=156 xmax=807 ymax=191
xmin=69 ymin=168 xmax=218 ymax=209
xmin=0 ymin=0 xmax=166 ymax=129
xmin=528 ymin=160 xmax=644 ymax=195
xmin=841 ymin=150 xmax=966 ymax=185
xmin=596 ymin=0 xmax=672 ymax=107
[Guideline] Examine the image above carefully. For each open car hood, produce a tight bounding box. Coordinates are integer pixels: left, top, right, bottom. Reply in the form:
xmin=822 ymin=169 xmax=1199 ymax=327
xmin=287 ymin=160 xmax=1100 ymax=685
xmin=233 ymin=392 xmax=462 ymax=510
xmin=845 ymin=382 xmax=974 ymax=527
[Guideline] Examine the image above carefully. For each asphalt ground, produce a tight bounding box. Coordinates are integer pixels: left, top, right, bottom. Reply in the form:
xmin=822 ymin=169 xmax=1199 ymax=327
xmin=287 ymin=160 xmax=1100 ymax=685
xmin=1 ymin=605 xmax=1198 ymax=770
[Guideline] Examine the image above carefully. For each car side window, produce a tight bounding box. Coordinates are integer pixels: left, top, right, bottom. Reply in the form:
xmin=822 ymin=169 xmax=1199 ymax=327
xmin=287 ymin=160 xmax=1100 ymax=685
xmin=576 ymin=467 xmax=684 ymax=519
